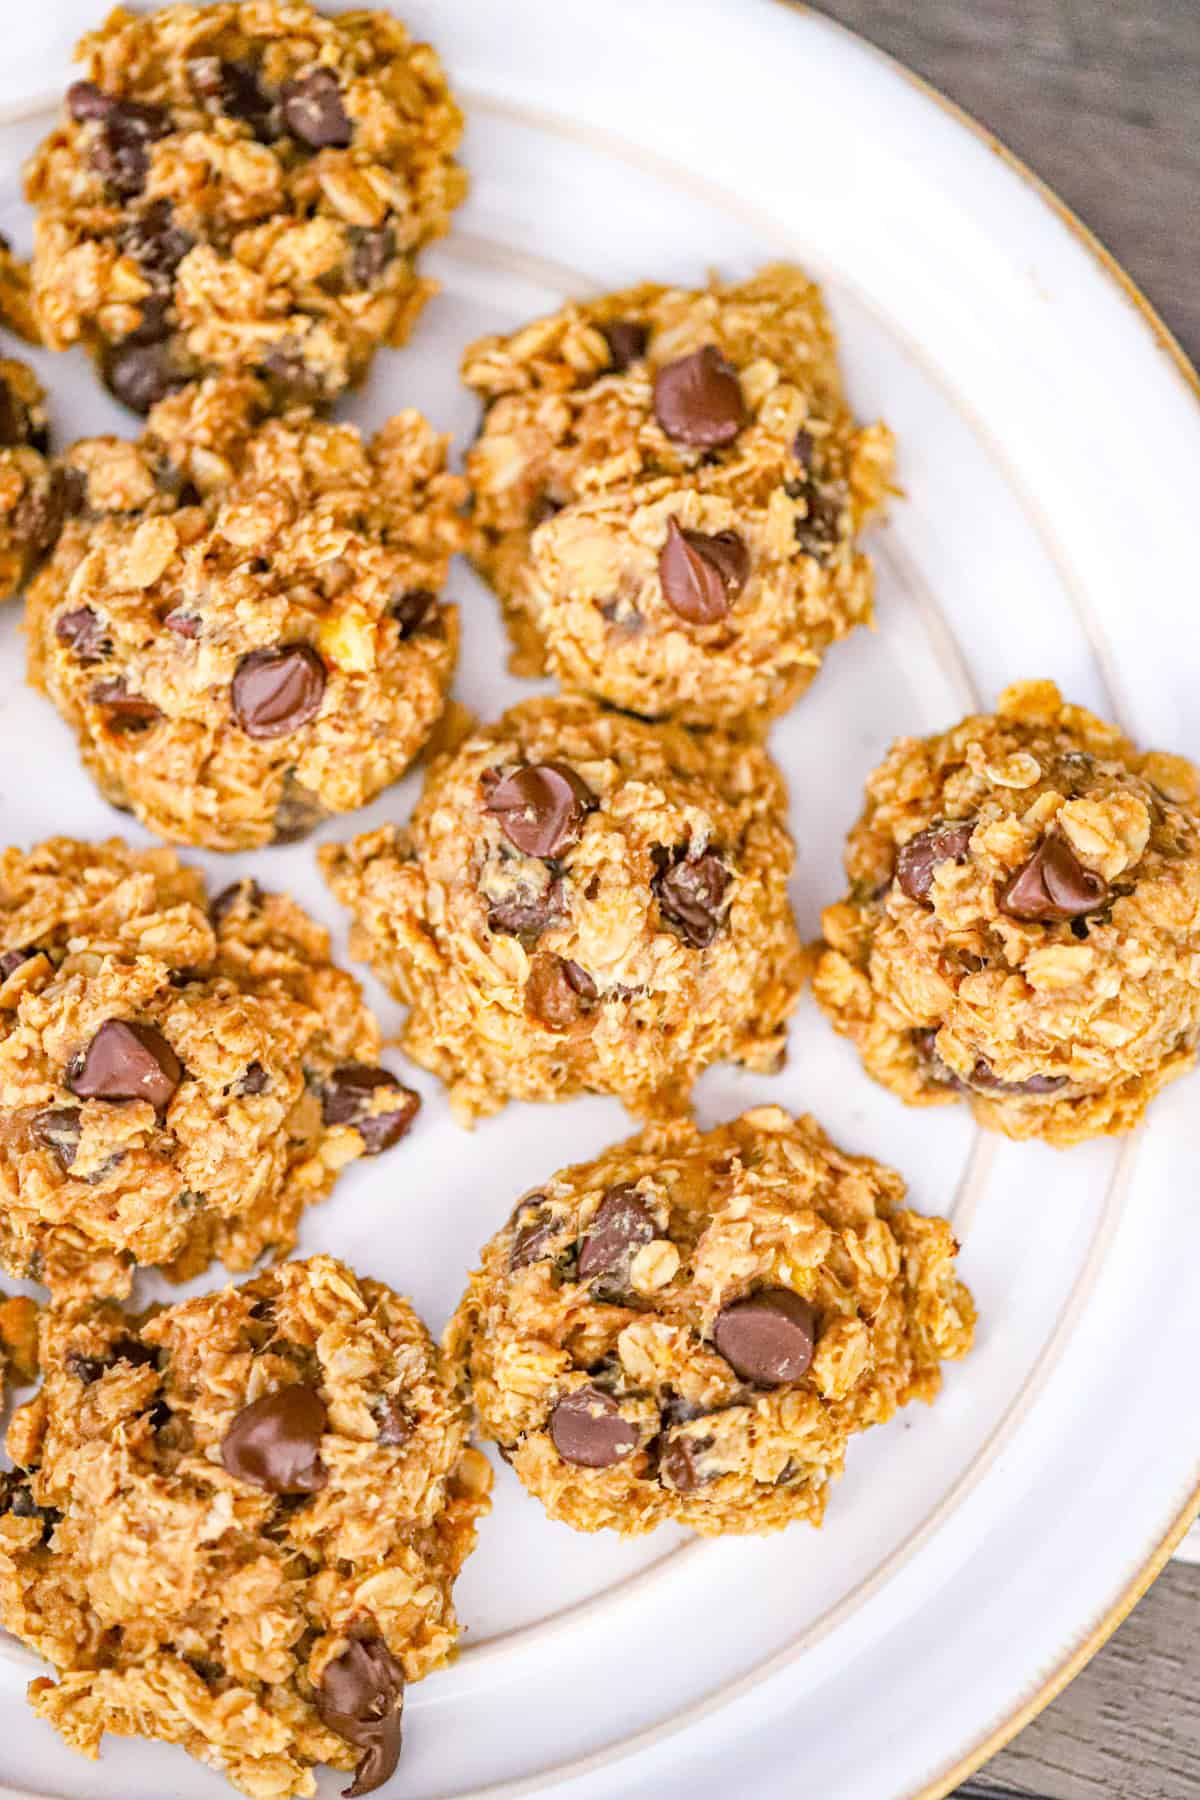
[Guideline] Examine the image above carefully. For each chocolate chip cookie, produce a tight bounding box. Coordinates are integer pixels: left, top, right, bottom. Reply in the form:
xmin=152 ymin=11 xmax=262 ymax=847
xmin=0 ymin=837 xmax=421 ymax=1300
xmin=0 ymin=355 xmax=64 ymax=601
xmin=813 ymin=681 xmax=1200 ymax=1143
xmin=462 ymin=264 xmax=894 ymax=731
xmin=445 ymin=1107 xmax=973 ymax=1535
xmin=0 ymin=1255 xmax=491 ymax=1798
xmin=320 ymin=695 xmax=805 ymax=1123
xmin=25 ymin=0 xmax=465 ymax=411
xmin=0 ymin=1293 xmax=38 ymax=1405
xmin=26 ymin=374 xmax=464 ymax=849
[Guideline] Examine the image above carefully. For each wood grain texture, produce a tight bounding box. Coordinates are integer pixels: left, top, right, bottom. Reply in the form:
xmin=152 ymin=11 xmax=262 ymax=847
xmin=804 ymin=9 xmax=1200 ymax=1796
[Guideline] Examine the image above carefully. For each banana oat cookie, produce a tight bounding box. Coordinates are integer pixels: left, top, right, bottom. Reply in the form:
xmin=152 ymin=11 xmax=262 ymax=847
xmin=462 ymin=264 xmax=894 ymax=732
xmin=813 ymin=681 xmax=1200 ymax=1144
xmin=0 ymin=838 xmax=421 ymax=1301
xmin=0 ymin=1255 xmax=491 ymax=1798
xmin=445 ymin=1108 xmax=973 ymax=1536
xmin=321 ymin=695 xmax=805 ymax=1123
xmin=26 ymin=375 xmax=464 ymax=850
xmin=25 ymin=0 xmax=465 ymax=412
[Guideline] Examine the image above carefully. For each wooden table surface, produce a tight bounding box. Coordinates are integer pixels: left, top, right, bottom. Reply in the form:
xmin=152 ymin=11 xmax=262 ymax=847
xmin=811 ymin=4 xmax=1200 ymax=1796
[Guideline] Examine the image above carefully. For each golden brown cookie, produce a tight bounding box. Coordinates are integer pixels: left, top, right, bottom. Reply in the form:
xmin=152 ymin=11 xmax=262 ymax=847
xmin=445 ymin=1108 xmax=973 ymax=1535
xmin=0 ymin=1256 xmax=491 ymax=1798
xmin=24 ymin=0 xmax=465 ymax=411
xmin=25 ymin=375 xmax=464 ymax=850
xmin=321 ymin=695 xmax=805 ymax=1123
xmin=0 ymin=356 xmax=64 ymax=601
xmin=812 ymin=681 xmax=1200 ymax=1143
xmin=463 ymin=264 xmax=893 ymax=731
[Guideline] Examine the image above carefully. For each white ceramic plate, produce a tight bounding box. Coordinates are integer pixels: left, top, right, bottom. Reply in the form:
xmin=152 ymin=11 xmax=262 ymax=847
xmin=0 ymin=4 xmax=1197 ymax=1797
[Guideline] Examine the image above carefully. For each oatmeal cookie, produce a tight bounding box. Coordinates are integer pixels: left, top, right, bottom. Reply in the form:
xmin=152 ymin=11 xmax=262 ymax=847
xmin=26 ymin=374 xmax=464 ymax=850
xmin=812 ymin=681 xmax=1200 ymax=1144
xmin=0 ymin=837 xmax=421 ymax=1301
xmin=321 ymin=695 xmax=805 ymax=1123
xmin=0 ymin=1294 xmax=39 ymax=1405
xmin=0 ymin=355 xmax=64 ymax=602
xmin=445 ymin=1107 xmax=973 ymax=1536
xmin=0 ymin=236 xmax=39 ymax=344
xmin=0 ymin=1254 xmax=491 ymax=1798
xmin=24 ymin=0 xmax=465 ymax=412
xmin=462 ymin=264 xmax=894 ymax=732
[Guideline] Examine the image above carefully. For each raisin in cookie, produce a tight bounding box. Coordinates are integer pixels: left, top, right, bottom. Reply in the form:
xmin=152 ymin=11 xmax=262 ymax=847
xmin=0 ymin=838 xmax=421 ymax=1300
xmin=463 ymin=264 xmax=894 ymax=732
xmin=26 ymin=374 xmax=464 ymax=850
xmin=321 ymin=695 xmax=805 ymax=1123
xmin=445 ymin=1108 xmax=973 ymax=1535
xmin=813 ymin=681 xmax=1200 ymax=1144
xmin=25 ymin=0 xmax=465 ymax=412
xmin=0 ymin=355 xmax=65 ymax=601
xmin=0 ymin=1255 xmax=491 ymax=1798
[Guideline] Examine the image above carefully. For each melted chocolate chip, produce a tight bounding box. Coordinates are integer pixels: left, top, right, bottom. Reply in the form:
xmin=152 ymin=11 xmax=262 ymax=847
xmin=89 ymin=98 xmax=170 ymax=200
xmin=792 ymin=428 xmax=815 ymax=469
xmin=793 ymin=487 xmax=843 ymax=560
xmin=103 ymin=337 xmax=183 ymax=415
xmin=321 ymin=1064 xmax=420 ymax=1154
xmin=90 ymin=678 xmax=162 ymax=728
xmin=390 ymin=587 xmax=435 ymax=638
xmin=316 ymin=1637 xmax=405 ymax=1798
xmin=895 ymin=819 xmax=976 ymax=905
xmin=231 ymin=645 xmax=326 ymax=738
xmin=999 ymin=835 xmax=1109 ymax=922
xmin=68 ymin=1336 xmax=157 ymax=1384
xmin=486 ymin=877 xmax=563 ymax=941
xmin=600 ymin=319 xmax=648 ymax=371
xmin=525 ymin=953 xmax=598 ymax=1031
xmin=258 ymin=345 xmax=328 ymax=409
xmin=0 ymin=947 xmax=37 ymax=981
xmin=66 ymin=81 xmax=113 ymax=123
xmin=484 ymin=762 xmax=595 ymax=858
xmin=652 ymin=846 xmax=730 ymax=948
xmin=350 ymin=225 xmax=395 ymax=287
xmin=374 ymin=1396 xmax=412 ymax=1447
xmin=911 ymin=1029 xmax=964 ymax=1092
xmin=281 ymin=68 xmax=352 ymax=149
xmin=236 ymin=1062 xmax=270 ymax=1097
xmin=55 ymin=607 xmax=109 ymax=663
xmin=164 ymin=608 xmax=201 ymax=639
xmin=509 ymin=1201 xmax=555 ymax=1271
xmin=712 ymin=1289 xmax=816 ymax=1386
xmin=549 ymin=1385 xmax=638 ymax=1468
xmin=210 ymin=877 xmax=262 ymax=927
xmin=0 ymin=381 xmax=40 ymax=451
xmin=660 ymin=1431 xmax=713 ymax=1493
xmin=67 ymin=1020 xmax=182 ymax=1109
xmin=658 ymin=517 xmax=749 ymax=624
xmin=577 ymin=1185 xmax=656 ymax=1291
xmin=119 ymin=199 xmax=193 ymax=286
xmin=0 ymin=1472 xmax=59 ymax=1542
xmin=220 ymin=1384 xmax=327 ymax=1493
xmin=30 ymin=1106 xmax=81 ymax=1168
xmin=653 ymin=346 xmax=746 ymax=448
xmin=967 ymin=1061 xmax=1068 ymax=1097
xmin=190 ymin=56 xmax=276 ymax=139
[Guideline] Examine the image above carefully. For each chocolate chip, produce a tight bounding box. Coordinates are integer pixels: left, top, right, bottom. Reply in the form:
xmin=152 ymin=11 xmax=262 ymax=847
xmin=530 ymin=492 xmax=564 ymax=526
xmin=90 ymin=678 xmax=162 ymax=729
xmin=0 ymin=380 xmax=40 ymax=450
xmin=793 ymin=488 xmax=843 ymax=560
xmin=321 ymin=1064 xmax=420 ymax=1154
xmin=525 ymin=953 xmax=597 ymax=1030
xmin=316 ymin=1637 xmax=405 ymax=1799
xmin=211 ymin=878 xmax=261 ymax=927
xmin=281 ymin=68 xmax=352 ymax=149
xmin=55 ymin=607 xmax=109 ymax=664
xmin=65 ymin=1351 xmax=106 ymax=1385
xmin=231 ymin=645 xmax=326 ymax=738
xmin=652 ymin=846 xmax=730 ymax=948
xmin=68 ymin=1337 xmax=156 ymax=1385
xmin=67 ymin=1020 xmax=182 ymax=1109
xmin=658 ymin=517 xmax=748 ymax=624
xmin=236 ymin=1062 xmax=269 ymax=1097
xmin=15 ymin=467 xmax=79 ymax=561
xmin=30 ymin=1106 xmax=81 ymax=1168
xmin=0 ymin=1473 xmax=59 ymax=1542
xmin=660 ymin=1431 xmax=713 ymax=1493
xmin=258 ymin=345 xmax=327 ymax=409
xmin=509 ymin=1201 xmax=555 ymax=1271
xmin=967 ymin=1061 xmax=1067 ymax=1097
xmin=792 ymin=428 xmax=815 ymax=470
xmin=484 ymin=763 xmax=595 ymax=858
xmin=220 ymin=1384 xmax=327 ymax=1494
xmin=600 ymin=319 xmax=648 ymax=371
xmin=577 ymin=1185 xmax=656 ymax=1288
xmin=712 ymin=1289 xmax=816 ymax=1386
xmin=911 ymin=1029 xmax=964 ymax=1092
xmin=66 ymin=81 xmax=113 ymax=123
xmin=0 ymin=947 xmax=36 ymax=981
xmin=119 ymin=199 xmax=193 ymax=288
xmin=164 ymin=608 xmax=201 ymax=639
xmin=653 ymin=346 xmax=746 ymax=448
xmin=374 ymin=1396 xmax=412 ymax=1447
xmin=390 ymin=587 xmax=435 ymax=638
xmin=549 ymin=1385 xmax=638 ymax=1468
xmin=999 ymin=835 xmax=1109 ymax=922
xmin=89 ymin=98 xmax=170 ymax=200
xmin=896 ymin=819 xmax=976 ymax=905
xmin=190 ymin=56 xmax=276 ymax=138
xmin=350 ymin=225 xmax=394 ymax=287
xmin=486 ymin=878 xmax=563 ymax=941
xmin=103 ymin=337 xmax=182 ymax=415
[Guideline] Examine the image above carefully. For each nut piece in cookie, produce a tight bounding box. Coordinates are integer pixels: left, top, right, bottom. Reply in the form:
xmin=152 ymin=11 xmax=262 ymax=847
xmin=463 ymin=264 xmax=894 ymax=731
xmin=320 ymin=694 xmax=805 ymax=1123
xmin=812 ymin=680 xmax=1200 ymax=1144
xmin=445 ymin=1107 xmax=973 ymax=1534
xmin=25 ymin=375 xmax=465 ymax=849
xmin=25 ymin=1 xmax=466 ymax=408
xmin=0 ymin=1256 xmax=490 ymax=1798
xmin=0 ymin=837 xmax=421 ymax=1300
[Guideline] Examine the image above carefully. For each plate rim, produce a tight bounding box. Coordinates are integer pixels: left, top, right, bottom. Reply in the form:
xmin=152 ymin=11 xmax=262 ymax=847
xmin=763 ymin=5 xmax=1200 ymax=1795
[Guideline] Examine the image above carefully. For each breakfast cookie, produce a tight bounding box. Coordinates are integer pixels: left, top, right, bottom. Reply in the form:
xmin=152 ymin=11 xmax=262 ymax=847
xmin=0 ymin=1255 xmax=491 ymax=1798
xmin=0 ymin=837 xmax=421 ymax=1301
xmin=462 ymin=264 xmax=894 ymax=731
xmin=320 ymin=695 xmax=805 ymax=1123
xmin=0 ymin=355 xmax=63 ymax=602
xmin=445 ymin=1107 xmax=973 ymax=1535
xmin=24 ymin=0 xmax=465 ymax=411
xmin=26 ymin=374 xmax=464 ymax=850
xmin=813 ymin=681 xmax=1200 ymax=1143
